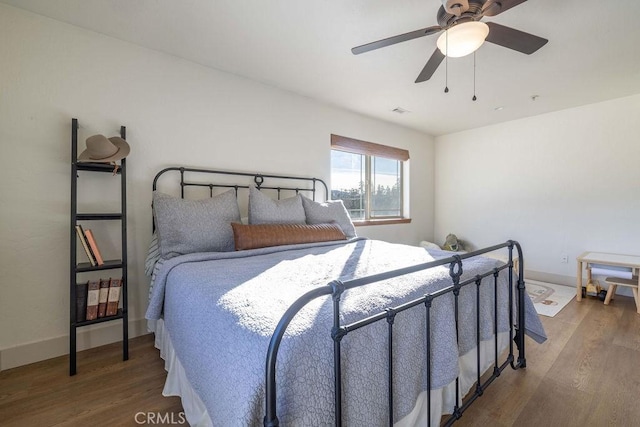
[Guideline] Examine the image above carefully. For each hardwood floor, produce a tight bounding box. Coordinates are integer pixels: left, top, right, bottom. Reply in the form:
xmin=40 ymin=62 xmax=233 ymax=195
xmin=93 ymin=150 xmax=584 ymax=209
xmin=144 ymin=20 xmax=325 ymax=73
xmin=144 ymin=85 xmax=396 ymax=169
xmin=0 ymin=334 xmax=183 ymax=426
xmin=0 ymin=295 xmax=639 ymax=426
xmin=457 ymin=293 xmax=640 ymax=426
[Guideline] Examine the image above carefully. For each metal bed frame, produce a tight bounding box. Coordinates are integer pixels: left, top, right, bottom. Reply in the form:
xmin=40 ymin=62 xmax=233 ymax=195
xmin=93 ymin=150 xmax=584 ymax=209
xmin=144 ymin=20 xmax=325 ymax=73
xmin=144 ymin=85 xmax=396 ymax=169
xmin=152 ymin=167 xmax=526 ymax=427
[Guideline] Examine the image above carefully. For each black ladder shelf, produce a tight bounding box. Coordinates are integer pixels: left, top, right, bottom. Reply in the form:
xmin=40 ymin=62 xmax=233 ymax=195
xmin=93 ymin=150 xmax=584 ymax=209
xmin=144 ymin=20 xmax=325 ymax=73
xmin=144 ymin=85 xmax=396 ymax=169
xmin=69 ymin=118 xmax=129 ymax=375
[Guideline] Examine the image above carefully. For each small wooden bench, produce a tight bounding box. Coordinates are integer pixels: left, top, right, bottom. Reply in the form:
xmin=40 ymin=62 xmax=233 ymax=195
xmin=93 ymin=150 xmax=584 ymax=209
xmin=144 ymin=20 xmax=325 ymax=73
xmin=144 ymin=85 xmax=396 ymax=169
xmin=604 ymin=276 xmax=640 ymax=313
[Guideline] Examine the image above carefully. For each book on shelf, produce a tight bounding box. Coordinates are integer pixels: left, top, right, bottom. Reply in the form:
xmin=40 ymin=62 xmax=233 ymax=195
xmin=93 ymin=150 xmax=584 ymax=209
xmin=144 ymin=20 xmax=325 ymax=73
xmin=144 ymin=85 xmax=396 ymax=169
xmin=106 ymin=278 xmax=123 ymax=317
xmin=75 ymin=282 xmax=88 ymax=323
xmin=84 ymin=229 xmax=104 ymax=266
xmin=86 ymin=280 xmax=100 ymax=321
xmin=75 ymin=225 xmax=96 ymax=266
xmin=97 ymin=278 xmax=110 ymax=318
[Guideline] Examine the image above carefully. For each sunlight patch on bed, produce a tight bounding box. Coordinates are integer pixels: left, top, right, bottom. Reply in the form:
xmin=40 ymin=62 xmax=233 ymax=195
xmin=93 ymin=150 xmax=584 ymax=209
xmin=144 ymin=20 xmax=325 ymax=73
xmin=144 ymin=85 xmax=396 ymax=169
xmin=217 ymin=240 xmax=450 ymax=338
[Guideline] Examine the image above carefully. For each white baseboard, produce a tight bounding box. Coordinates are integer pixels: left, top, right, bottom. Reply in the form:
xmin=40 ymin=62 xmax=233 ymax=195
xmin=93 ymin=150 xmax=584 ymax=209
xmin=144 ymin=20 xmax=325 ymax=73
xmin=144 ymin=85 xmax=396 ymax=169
xmin=0 ymin=317 xmax=149 ymax=371
xmin=526 ymin=269 xmax=575 ymax=287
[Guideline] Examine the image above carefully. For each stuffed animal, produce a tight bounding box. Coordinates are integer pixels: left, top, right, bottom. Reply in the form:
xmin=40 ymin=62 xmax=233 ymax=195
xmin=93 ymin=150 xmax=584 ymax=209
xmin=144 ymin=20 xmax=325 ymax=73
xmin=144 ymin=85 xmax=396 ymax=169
xmin=442 ymin=234 xmax=465 ymax=252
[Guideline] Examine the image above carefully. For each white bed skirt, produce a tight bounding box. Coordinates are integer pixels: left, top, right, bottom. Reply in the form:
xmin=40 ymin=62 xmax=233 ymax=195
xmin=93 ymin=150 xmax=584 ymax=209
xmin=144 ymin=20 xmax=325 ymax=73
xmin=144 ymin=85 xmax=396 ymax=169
xmin=149 ymin=319 xmax=509 ymax=426
xmin=150 ymin=319 xmax=213 ymax=427
xmin=396 ymin=331 xmax=510 ymax=426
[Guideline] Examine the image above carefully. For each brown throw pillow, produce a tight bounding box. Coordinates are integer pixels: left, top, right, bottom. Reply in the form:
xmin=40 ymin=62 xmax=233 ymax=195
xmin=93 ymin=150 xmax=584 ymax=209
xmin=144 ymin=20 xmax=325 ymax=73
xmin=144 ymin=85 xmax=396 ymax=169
xmin=231 ymin=223 xmax=346 ymax=251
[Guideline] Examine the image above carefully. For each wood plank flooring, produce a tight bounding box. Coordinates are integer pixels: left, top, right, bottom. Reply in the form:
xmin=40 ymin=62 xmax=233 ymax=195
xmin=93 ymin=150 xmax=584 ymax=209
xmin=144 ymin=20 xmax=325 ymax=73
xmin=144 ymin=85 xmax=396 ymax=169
xmin=0 ymin=335 xmax=183 ymax=426
xmin=1 ymin=295 xmax=639 ymax=426
xmin=457 ymin=293 xmax=640 ymax=426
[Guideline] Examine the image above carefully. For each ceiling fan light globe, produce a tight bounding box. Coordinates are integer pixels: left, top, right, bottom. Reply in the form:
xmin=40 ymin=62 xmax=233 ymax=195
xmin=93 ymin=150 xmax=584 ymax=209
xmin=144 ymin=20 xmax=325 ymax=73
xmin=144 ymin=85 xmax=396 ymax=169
xmin=436 ymin=21 xmax=489 ymax=57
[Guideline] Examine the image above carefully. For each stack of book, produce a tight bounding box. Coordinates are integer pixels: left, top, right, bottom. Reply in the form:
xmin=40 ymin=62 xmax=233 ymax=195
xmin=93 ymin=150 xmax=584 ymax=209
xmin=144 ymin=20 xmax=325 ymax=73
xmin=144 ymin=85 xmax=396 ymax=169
xmin=75 ymin=277 xmax=123 ymax=322
xmin=75 ymin=224 xmax=104 ymax=266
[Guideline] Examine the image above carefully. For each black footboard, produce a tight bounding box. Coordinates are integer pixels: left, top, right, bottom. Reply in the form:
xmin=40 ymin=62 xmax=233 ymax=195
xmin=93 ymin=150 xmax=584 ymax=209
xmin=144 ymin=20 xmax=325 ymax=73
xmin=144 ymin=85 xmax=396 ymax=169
xmin=264 ymin=241 xmax=526 ymax=427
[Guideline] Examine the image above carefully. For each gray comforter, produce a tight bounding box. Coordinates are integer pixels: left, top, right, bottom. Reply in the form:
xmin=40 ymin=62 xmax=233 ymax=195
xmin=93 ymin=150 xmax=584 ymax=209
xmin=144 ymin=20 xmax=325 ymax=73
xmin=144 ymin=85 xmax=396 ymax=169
xmin=146 ymin=238 xmax=545 ymax=426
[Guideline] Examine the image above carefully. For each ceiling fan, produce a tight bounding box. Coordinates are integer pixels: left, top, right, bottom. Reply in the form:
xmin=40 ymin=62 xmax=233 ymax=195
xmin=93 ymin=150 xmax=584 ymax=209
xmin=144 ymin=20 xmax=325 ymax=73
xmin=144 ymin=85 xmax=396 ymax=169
xmin=352 ymin=0 xmax=548 ymax=83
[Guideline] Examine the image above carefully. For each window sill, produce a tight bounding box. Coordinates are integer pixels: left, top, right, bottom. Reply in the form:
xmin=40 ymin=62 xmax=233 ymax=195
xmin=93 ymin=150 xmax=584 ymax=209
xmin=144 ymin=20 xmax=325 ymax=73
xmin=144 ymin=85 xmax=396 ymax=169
xmin=353 ymin=218 xmax=412 ymax=227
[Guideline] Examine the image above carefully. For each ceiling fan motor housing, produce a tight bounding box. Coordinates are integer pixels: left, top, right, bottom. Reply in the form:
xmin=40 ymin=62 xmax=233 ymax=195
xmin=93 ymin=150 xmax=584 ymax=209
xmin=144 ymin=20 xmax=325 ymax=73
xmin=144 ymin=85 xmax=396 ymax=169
xmin=441 ymin=0 xmax=469 ymax=16
xmin=438 ymin=0 xmax=484 ymax=26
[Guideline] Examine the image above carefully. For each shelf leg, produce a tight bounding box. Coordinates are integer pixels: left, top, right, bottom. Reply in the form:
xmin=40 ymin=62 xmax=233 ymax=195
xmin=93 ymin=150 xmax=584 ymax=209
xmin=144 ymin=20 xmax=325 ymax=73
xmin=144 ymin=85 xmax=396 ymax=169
xmin=123 ymin=314 xmax=129 ymax=361
xmin=70 ymin=325 xmax=77 ymax=376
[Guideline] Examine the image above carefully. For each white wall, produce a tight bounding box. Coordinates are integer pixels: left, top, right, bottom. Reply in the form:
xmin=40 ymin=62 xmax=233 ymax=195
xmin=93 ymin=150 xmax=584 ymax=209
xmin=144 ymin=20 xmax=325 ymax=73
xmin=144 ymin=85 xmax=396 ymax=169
xmin=435 ymin=94 xmax=640 ymax=286
xmin=0 ymin=4 xmax=435 ymax=369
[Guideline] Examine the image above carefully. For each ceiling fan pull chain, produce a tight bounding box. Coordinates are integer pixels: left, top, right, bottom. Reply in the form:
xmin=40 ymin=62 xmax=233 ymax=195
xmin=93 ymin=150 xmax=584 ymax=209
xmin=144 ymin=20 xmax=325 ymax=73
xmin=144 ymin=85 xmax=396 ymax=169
xmin=472 ymin=51 xmax=477 ymax=101
xmin=444 ymin=30 xmax=449 ymax=93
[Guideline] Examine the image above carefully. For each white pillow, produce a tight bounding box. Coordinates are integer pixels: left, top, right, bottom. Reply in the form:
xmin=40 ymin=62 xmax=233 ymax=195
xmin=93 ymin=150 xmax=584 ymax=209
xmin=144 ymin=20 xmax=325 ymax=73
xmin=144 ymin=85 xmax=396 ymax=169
xmin=301 ymin=195 xmax=357 ymax=238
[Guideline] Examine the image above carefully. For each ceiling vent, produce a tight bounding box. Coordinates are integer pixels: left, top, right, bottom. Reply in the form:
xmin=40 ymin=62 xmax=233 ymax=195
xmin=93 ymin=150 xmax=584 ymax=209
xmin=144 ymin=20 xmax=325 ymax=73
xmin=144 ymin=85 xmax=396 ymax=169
xmin=392 ymin=107 xmax=410 ymax=114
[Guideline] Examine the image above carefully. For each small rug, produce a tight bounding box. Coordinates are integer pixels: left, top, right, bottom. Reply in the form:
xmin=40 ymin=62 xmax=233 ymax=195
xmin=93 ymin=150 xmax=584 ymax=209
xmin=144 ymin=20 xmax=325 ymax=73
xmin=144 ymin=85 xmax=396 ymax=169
xmin=526 ymin=280 xmax=575 ymax=317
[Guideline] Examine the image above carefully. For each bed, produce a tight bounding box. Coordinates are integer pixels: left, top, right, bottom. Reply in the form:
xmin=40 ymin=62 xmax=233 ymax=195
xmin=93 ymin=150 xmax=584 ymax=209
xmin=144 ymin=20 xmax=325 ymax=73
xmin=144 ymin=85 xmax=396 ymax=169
xmin=145 ymin=166 xmax=546 ymax=427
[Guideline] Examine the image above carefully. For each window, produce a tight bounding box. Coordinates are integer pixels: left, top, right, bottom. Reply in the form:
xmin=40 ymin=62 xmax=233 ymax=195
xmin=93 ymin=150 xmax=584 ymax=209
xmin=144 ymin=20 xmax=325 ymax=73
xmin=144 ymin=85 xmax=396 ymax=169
xmin=330 ymin=134 xmax=409 ymax=224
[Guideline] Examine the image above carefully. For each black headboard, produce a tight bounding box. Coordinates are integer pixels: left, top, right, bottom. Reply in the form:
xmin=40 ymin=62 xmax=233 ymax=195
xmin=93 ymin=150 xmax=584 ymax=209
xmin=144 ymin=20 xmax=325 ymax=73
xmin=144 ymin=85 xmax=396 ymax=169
xmin=152 ymin=166 xmax=328 ymax=200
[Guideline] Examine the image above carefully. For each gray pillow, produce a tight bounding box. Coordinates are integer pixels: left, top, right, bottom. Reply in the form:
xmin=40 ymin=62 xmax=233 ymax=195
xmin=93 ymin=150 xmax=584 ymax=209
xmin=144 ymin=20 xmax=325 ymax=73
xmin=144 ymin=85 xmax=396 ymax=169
xmin=301 ymin=195 xmax=357 ymax=238
xmin=248 ymin=186 xmax=306 ymax=224
xmin=153 ymin=190 xmax=241 ymax=259
xmin=144 ymin=232 xmax=160 ymax=276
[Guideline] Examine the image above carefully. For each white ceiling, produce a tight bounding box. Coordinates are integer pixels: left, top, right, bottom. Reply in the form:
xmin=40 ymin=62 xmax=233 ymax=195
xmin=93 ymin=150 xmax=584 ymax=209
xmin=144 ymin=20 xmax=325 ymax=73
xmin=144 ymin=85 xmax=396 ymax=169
xmin=3 ymin=0 xmax=640 ymax=136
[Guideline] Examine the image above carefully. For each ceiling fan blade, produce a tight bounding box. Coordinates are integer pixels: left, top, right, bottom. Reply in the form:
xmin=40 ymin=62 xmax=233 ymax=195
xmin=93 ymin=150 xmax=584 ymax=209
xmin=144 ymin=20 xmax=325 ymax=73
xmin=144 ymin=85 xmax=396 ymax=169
xmin=415 ymin=49 xmax=445 ymax=83
xmin=485 ymin=22 xmax=548 ymax=54
xmin=352 ymin=26 xmax=442 ymax=55
xmin=482 ymin=0 xmax=527 ymax=17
